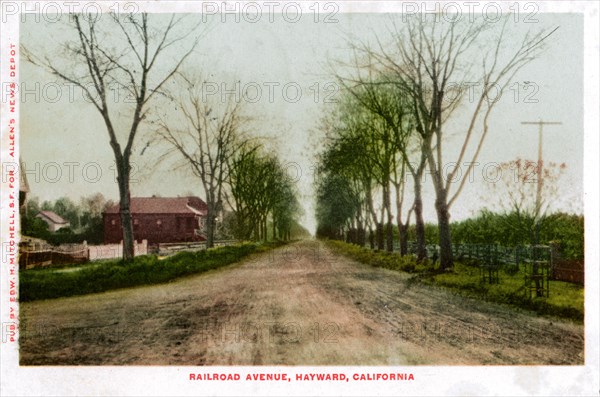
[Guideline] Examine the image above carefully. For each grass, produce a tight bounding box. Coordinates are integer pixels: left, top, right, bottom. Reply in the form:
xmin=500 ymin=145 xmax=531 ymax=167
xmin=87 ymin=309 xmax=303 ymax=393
xmin=20 ymin=241 xmax=286 ymax=302
xmin=326 ymin=240 xmax=584 ymax=322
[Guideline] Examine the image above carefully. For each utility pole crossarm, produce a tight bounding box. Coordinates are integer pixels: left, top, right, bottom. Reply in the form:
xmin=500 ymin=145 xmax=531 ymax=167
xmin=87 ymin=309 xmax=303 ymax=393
xmin=521 ymin=121 xmax=562 ymax=125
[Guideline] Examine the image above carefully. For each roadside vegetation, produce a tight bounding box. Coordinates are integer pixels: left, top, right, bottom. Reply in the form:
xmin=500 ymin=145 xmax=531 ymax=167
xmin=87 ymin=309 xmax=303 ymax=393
xmin=326 ymin=240 xmax=584 ymax=322
xmin=454 ymin=211 xmax=584 ymax=260
xmin=21 ymin=194 xmax=111 ymax=245
xmin=407 ymin=210 xmax=584 ymax=261
xmin=20 ymin=241 xmax=286 ymax=302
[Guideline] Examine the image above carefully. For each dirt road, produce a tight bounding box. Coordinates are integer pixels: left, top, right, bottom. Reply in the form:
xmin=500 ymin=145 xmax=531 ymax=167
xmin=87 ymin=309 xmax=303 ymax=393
xmin=20 ymin=241 xmax=584 ymax=365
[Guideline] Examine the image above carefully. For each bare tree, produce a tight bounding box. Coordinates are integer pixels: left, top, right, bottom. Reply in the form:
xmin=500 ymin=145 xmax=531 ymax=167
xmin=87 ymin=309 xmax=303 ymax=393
xmin=485 ymin=159 xmax=567 ymax=245
xmin=359 ymin=16 xmax=555 ymax=269
xmin=156 ymin=75 xmax=244 ymax=248
xmin=24 ymin=13 xmax=199 ymax=260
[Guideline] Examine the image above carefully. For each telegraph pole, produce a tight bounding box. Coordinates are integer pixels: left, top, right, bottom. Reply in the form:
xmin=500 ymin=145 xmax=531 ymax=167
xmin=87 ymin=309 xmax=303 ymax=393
xmin=521 ymin=120 xmax=562 ymax=297
xmin=520 ymin=120 xmax=562 ymax=217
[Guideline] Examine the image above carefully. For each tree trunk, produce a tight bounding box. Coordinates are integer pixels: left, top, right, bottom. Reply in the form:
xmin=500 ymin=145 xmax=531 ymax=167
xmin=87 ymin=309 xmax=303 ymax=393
xmin=205 ymin=204 xmax=215 ymax=248
xmin=385 ymin=187 xmax=394 ymax=252
xmin=117 ymin=161 xmax=134 ymax=261
xmin=263 ymin=218 xmax=268 ymax=242
xmin=366 ymin=189 xmax=379 ymax=249
xmin=393 ymin=180 xmax=408 ymax=256
xmin=413 ymin=181 xmax=427 ymax=261
xmin=254 ymin=220 xmax=260 ymax=241
xmin=376 ymin=222 xmax=384 ymax=251
xmin=435 ymin=198 xmax=454 ymax=270
xmin=397 ymin=222 xmax=408 ymax=256
xmin=386 ymin=221 xmax=393 ymax=252
xmin=356 ymin=215 xmax=365 ymax=247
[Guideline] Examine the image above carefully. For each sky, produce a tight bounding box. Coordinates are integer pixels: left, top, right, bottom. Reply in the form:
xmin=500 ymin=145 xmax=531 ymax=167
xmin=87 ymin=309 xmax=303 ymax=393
xmin=19 ymin=11 xmax=584 ymax=234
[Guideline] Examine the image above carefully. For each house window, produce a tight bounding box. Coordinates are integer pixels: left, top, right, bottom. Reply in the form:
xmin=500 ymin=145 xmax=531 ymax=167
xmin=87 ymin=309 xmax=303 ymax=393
xmin=133 ymin=218 xmax=139 ymax=228
xmin=111 ymin=219 xmax=116 ymax=226
xmin=156 ymin=219 xmax=162 ymax=226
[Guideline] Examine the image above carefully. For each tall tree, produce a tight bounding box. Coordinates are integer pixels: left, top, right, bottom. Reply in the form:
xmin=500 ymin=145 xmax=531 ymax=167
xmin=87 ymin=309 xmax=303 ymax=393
xmin=334 ymin=74 xmax=427 ymax=258
xmin=156 ymin=76 xmax=243 ymax=248
xmin=272 ymin=181 xmax=302 ymax=241
xmin=226 ymin=141 xmax=261 ymax=240
xmin=359 ymin=16 xmax=554 ymax=269
xmin=269 ymin=165 xmax=302 ymax=241
xmin=52 ymin=197 xmax=80 ymax=230
xmin=227 ymin=142 xmax=301 ymax=242
xmin=315 ymin=102 xmax=380 ymax=247
xmin=24 ymin=13 xmax=199 ymax=260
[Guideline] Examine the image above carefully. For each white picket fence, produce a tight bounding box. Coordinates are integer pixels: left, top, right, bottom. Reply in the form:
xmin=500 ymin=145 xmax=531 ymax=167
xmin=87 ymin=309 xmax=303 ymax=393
xmin=21 ymin=238 xmax=237 ymax=267
xmin=157 ymin=240 xmax=237 ymax=256
xmin=88 ymin=240 xmax=148 ymax=261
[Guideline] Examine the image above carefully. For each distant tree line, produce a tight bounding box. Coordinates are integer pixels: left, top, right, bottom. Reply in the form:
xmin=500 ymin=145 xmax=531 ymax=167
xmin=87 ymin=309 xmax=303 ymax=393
xmin=155 ymin=74 xmax=305 ymax=246
xmin=226 ymin=143 xmax=304 ymax=242
xmin=21 ymin=193 xmax=114 ymax=245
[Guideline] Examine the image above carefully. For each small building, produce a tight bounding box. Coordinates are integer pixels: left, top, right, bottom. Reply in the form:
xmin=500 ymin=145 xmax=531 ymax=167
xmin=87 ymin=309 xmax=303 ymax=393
xmin=36 ymin=210 xmax=70 ymax=232
xmin=103 ymin=196 xmax=208 ymax=245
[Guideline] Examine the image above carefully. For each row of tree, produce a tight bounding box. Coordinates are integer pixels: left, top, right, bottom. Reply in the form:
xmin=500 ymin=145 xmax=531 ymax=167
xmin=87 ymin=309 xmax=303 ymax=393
xmin=315 ymin=16 xmax=554 ymax=269
xmin=23 ymin=193 xmax=113 ymax=231
xmin=21 ymin=193 xmax=113 ymax=244
xmin=154 ymin=76 xmax=303 ymax=246
xmin=26 ymin=13 xmax=303 ymax=259
xmin=227 ymin=144 xmax=302 ymax=242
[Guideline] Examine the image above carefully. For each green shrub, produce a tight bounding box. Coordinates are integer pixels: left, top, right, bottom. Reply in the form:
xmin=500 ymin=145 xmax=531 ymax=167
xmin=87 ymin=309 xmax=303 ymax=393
xmin=20 ymin=241 xmax=286 ymax=302
xmin=503 ymin=265 xmax=520 ymax=276
xmin=451 ymin=210 xmax=583 ymax=260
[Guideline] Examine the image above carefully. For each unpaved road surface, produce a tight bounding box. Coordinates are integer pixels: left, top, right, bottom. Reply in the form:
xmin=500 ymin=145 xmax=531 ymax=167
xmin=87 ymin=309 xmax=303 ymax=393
xmin=20 ymin=241 xmax=584 ymax=365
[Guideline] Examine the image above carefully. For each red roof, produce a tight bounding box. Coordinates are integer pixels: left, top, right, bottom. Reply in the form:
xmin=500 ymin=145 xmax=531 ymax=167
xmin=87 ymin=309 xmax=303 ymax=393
xmin=37 ymin=210 xmax=69 ymax=224
xmin=104 ymin=196 xmax=208 ymax=215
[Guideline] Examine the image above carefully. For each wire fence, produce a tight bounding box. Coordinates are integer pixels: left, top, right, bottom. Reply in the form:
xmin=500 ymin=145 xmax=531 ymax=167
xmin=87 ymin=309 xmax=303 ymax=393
xmin=393 ymin=240 xmax=583 ymax=291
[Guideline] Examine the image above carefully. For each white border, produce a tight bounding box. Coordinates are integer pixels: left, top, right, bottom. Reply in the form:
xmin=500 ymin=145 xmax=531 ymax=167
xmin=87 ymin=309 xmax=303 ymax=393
xmin=1 ymin=2 xmax=598 ymax=396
